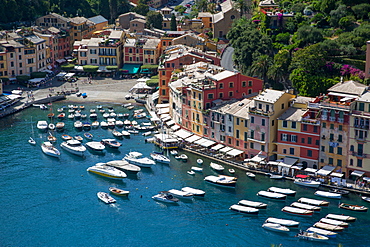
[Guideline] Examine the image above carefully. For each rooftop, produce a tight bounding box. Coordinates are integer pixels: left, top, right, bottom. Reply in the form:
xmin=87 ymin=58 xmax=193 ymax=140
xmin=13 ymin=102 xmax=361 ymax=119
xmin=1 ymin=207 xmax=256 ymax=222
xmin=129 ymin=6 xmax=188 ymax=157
xmin=278 ymin=107 xmax=307 ymax=122
xmin=124 ymin=38 xmax=136 ymax=47
xmin=328 ymin=80 xmax=367 ymax=96
xmin=357 ymin=91 xmax=370 ymax=103
xmin=88 ymin=15 xmax=108 ymax=24
xmin=254 ymin=89 xmax=285 ymax=103
xmin=143 ymin=38 xmax=160 ymax=49
xmin=209 ymin=70 xmax=236 ymax=81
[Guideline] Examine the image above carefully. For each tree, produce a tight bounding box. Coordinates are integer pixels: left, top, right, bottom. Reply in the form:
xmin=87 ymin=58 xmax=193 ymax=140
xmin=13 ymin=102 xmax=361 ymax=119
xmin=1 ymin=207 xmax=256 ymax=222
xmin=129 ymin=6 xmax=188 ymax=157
xmin=146 ymin=11 xmax=163 ymax=29
xmin=352 ymin=3 xmax=370 ymax=20
xmin=234 ymin=0 xmax=250 ymax=18
xmin=295 ymin=25 xmax=324 ymax=47
xmin=250 ymin=54 xmax=272 ymax=83
xmin=174 ymin=5 xmax=186 ymax=15
xmin=133 ymin=0 xmax=149 ymax=16
xmin=268 ymin=49 xmax=292 ymax=89
xmin=329 ymin=4 xmax=348 ymax=28
xmin=170 ymin=14 xmax=177 ymax=31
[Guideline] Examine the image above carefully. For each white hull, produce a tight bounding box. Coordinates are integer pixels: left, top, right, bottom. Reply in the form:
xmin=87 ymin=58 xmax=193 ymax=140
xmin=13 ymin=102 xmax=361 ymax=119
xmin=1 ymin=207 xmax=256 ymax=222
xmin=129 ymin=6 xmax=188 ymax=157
xmin=262 ymin=223 xmax=289 ymax=232
xmin=265 ymin=217 xmax=300 ymax=227
xmin=294 ymin=179 xmax=321 ymax=188
xmin=181 ymin=187 xmax=205 ymax=197
xmin=87 ymin=165 xmax=127 ymax=179
xmin=60 ymin=141 xmax=86 ymax=156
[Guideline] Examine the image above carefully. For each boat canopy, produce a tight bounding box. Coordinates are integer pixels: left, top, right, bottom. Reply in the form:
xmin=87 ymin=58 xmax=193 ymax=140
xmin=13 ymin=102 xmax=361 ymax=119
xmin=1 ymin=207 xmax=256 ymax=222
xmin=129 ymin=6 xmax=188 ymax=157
xmin=317 ymin=165 xmax=336 ymax=176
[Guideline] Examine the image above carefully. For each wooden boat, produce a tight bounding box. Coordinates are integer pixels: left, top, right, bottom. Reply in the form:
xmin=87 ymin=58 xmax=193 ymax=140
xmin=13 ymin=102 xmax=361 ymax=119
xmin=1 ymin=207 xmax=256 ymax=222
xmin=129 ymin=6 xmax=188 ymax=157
xmin=246 ymin=172 xmax=256 ymax=178
xmin=257 ymin=191 xmax=286 ymax=200
xmin=265 ymin=217 xmax=299 ymax=227
xmin=268 ymin=187 xmax=296 ymax=196
xmin=229 ymin=204 xmax=259 ymax=215
xmin=298 ymin=197 xmax=329 ymax=206
xmin=97 ymin=192 xmax=116 ymax=204
xmin=56 ymin=122 xmax=65 ymax=130
xmin=314 ymin=191 xmax=342 ymax=199
xmin=282 ymin=206 xmax=313 ymax=217
xmin=326 ymin=213 xmax=357 ymax=222
xmin=319 ymin=218 xmax=349 ymax=228
xmin=101 ymin=139 xmax=121 ymax=149
xmin=109 ymin=187 xmax=129 ymax=196
xmin=238 ymin=200 xmax=267 ymax=209
xmin=47 ymin=112 xmax=55 ymax=118
xmin=210 ymin=162 xmax=224 ymax=172
xmin=47 ymin=134 xmax=57 ymax=142
xmin=361 ymin=196 xmax=370 ymax=203
xmin=306 ymin=227 xmax=337 ymax=238
xmin=57 ymin=112 xmax=65 ymax=119
xmin=313 ymin=222 xmax=344 ymax=232
xmin=290 ymin=202 xmax=321 ymax=212
xmin=84 ymin=132 xmax=93 ymax=140
xmin=339 ymin=203 xmax=368 ymax=212
xmin=61 ymin=134 xmax=72 ymax=141
xmin=295 ymin=231 xmax=329 ymax=241
xmin=262 ymin=223 xmax=289 ymax=232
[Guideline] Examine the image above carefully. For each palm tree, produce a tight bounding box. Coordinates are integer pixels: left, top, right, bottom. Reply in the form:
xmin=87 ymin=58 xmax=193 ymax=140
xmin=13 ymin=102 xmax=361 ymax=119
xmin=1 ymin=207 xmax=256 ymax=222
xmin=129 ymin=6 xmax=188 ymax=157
xmin=250 ymin=54 xmax=272 ymax=83
xmin=233 ymin=0 xmax=251 ymax=18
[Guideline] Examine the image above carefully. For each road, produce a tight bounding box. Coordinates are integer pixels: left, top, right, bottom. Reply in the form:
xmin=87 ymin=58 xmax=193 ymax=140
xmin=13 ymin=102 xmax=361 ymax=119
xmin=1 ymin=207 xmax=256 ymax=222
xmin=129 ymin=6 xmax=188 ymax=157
xmin=220 ymin=46 xmax=235 ymax=72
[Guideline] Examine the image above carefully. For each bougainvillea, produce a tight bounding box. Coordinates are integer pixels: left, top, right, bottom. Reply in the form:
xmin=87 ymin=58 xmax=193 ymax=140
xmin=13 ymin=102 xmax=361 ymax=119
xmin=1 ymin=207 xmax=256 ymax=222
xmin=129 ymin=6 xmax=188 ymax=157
xmin=340 ymin=64 xmax=365 ymax=79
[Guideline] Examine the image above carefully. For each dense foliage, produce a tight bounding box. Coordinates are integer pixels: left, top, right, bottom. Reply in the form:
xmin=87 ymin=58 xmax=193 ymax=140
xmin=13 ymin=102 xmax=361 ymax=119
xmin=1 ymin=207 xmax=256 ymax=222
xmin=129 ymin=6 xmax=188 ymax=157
xmin=228 ymin=0 xmax=370 ymax=96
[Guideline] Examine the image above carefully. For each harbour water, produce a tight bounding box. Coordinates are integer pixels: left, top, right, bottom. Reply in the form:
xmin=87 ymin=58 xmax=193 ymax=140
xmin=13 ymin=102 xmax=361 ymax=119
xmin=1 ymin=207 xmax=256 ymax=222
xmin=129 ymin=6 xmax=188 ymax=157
xmin=1 ymin=102 xmax=370 ymax=247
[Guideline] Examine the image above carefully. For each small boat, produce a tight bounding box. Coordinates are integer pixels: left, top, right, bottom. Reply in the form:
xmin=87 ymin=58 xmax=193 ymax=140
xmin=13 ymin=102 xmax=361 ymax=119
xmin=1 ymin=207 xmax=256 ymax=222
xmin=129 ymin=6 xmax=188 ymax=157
xmin=37 ymin=120 xmax=48 ymax=131
xmin=268 ymin=187 xmax=296 ymax=196
xmin=191 ymin=166 xmax=203 ymax=172
xmin=298 ymin=197 xmax=329 ymax=206
xmin=60 ymin=140 xmax=86 ymax=156
xmin=127 ymin=105 xmax=135 ymax=110
xmin=101 ymin=139 xmax=121 ymax=149
xmin=306 ymin=227 xmax=337 ymax=238
xmin=87 ymin=164 xmax=127 ymax=179
xmin=168 ymin=189 xmax=194 ymax=200
xmin=179 ymin=154 xmax=188 ymax=161
xmin=142 ymin=131 xmax=152 ymax=136
xmin=181 ymin=187 xmax=205 ymax=197
xmin=210 ymin=162 xmax=224 ymax=171
xmin=81 ymin=114 xmax=87 ymax=119
xmin=74 ymin=121 xmax=83 ymax=129
xmin=79 ymin=105 xmax=85 ymax=110
xmin=122 ymin=103 xmax=132 ymax=108
xmin=262 ymin=223 xmax=289 ymax=232
xmin=294 ymin=178 xmax=321 ymax=188
xmin=230 ymin=204 xmax=259 ymax=215
xmin=85 ymin=141 xmax=105 ymax=152
xmin=57 ymin=113 xmax=65 ymax=119
xmin=109 ymin=187 xmax=129 ymax=196
xmin=115 ymin=120 xmax=124 ymax=127
xmin=47 ymin=133 xmax=57 ymax=142
xmin=128 ymin=130 xmax=139 ymax=134
xmin=150 ymin=152 xmax=170 ymax=164
xmin=61 ymin=134 xmax=72 ymax=141
xmin=92 ymin=121 xmax=100 ymax=128
xmin=313 ymin=222 xmax=344 ymax=232
xmin=257 ymin=191 xmax=286 ymax=200
xmin=326 ymin=213 xmax=357 ymax=222
xmin=47 ymin=112 xmax=54 ymax=118
xmin=362 ymin=196 xmax=370 ymax=203
xmin=295 ymin=231 xmax=329 ymax=241
xmin=197 ymin=159 xmax=203 ymax=165
xmin=339 ymin=203 xmax=368 ymax=212
xmin=74 ymin=135 xmax=83 ymax=142
xmin=109 ymin=112 xmax=117 ymax=118
xmin=319 ymin=218 xmax=349 ymax=228
xmin=290 ymin=202 xmax=321 ymax=212
xmin=238 ymin=200 xmax=267 ymax=209
xmin=314 ymin=191 xmax=342 ymax=199
xmin=97 ymin=192 xmax=116 ymax=204
xmin=269 ymin=174 xmax=284 ymax=180
xmin=28 ymin=137 xmax=36 ymax=145
xmin=57 ymin=108 xmax=64 ymax=112
xmin=204 ymin=175 xmax=237 ymax=188
xmin=228 ymin=169 xmax=235 ymax=174
xmin=246 ymin=172 xmax=256 ymax=178
xmin=187 ymin=170 xmax=195 ymax=175
xmin=56 ymin=122 xmax=65 ymax=130
xmin=100 ymin=121 xmax=108 ymax=128
xmin=329 ymin=188 xmax=350 ymax=196
xmin=112 ymin=130 xmax=123 ymax=139
xmin=68 ymin=114 xmax=74 ymax=119
xmin=281 ymin=206 xmax=313 ymax=217
xmin=84 ymin=132 xmax=93 ymax=140
xmin=117 ymin=113 xmax=124 ymax=118
xmin=152 ymin=191 xmax=179 ymax=204
xmin=106 ymin=160 xmax=141 ymax=173
xmin=103 ymin=113 xmax=110 ymax=118
xmin=107 ymin=121 xmax=115 ymax=128
xmin=48 ymin=123 xmax=55 ymax=130
xmin=97 ymin=105 xmax=103 ymax=109
xmin=134 ymin=113 xmax=146 ymax=119
xmin=90 ymin=109 xmax=96 ymax=113
xmin=39 ymin=104 xmax=48 ymax=110
xmin=123 ymin=113 xmax=130 ymax=118
xmin=41 ymin=141 xmax=60 ymax=158
xmin=121 ymin=130 xmax=131 ymax=138
xmin=265 ymin=217 xmax=300 ymax=227
xmin=174 ymin=155 xmax=181 ymax=160
xmin=99 ymin=109 xmax=105 ymax=114
xmin=170 ymin=150 xmax=178 ymax=156
xmin=74 ymin=112 xmax=81 ymax=119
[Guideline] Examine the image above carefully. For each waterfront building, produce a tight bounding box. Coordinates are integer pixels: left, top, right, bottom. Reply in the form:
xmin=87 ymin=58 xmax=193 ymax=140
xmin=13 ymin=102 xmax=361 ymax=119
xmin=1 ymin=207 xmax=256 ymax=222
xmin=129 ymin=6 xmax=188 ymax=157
xmin=98 ymin=30 xmax=124 ymax=68
xmin=142 ymin=39 xmax=161 ymax=65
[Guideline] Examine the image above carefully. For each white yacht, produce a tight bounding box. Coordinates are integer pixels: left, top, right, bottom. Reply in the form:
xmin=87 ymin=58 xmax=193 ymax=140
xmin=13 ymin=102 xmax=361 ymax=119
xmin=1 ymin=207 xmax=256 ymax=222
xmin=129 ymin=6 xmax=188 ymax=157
xmin=210 ymin=162 xmax=224 ymax=172
xmin=294 ymin=178 xmax=321 ymax=188
xmin=41 ymin=141 xmax=60 ymax=158
xmin=124 ymin=152 xmax=155 ymax=167
xmin=85 ymin=141 xmax=105 ymax=152
xmin=150 ymin=152 xmax=170 ymax=164
xmin=181 ymin=187 xmax=205 ymax=197
xmin=106 ymin=160 xmax=141 ymax=173
xmin=168 ymin=189 xmax=194 ymax=200
xmin=60 ymin=140 xmax=86 ymax=156
xmin=204 ymin=175 xmax=237 ymax=188
xmin=87 ymin=163 xmax=127 ymax=179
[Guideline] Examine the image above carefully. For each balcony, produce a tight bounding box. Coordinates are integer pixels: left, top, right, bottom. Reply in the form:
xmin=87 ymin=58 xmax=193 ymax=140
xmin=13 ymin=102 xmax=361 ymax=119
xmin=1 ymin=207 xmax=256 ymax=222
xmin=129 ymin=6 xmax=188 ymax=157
xmin=249 ymin=107 xmax=274 ymax=117
xmin=301 ymin=118 xmax=320 ymax=125
xmin=320 ymin=101 xmax=351 ymax=111
xmin=321 ymin=115 xmax=327 ymax=121
xmin=354 ymin=124 xmax=370 ymax=130
xmin=355 ymin=135 xmax=367 ymax=141
xmin=247 ymin=137 xmax=266 ymax=144
xmin=338 ymin=118 xmax=344 ymax=123
xmin=329 ymin=116 xmax=336 ymax=122
xmin=349 ymin=151 xmax=367 ymax=158
xmin=308 ymin=102 xmax=320 ymax=109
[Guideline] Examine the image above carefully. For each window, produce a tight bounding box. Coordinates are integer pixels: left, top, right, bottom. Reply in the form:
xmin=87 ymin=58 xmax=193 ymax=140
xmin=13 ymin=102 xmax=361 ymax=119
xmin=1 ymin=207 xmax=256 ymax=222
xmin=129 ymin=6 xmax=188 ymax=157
xmin=258 ymin=103 xmax=262 ymax=109
xmin=303 ymin=124 xmax=307 ymax=131
xmin=282 ymin=134 xmax=288 ymax=141
xmin=329 ymin=133 xmax=334 ymax=141
xmin=248 ymin=80 xmax=252 ymax=86
xmin=219 ymin=83 xmax=223 ymax=89
xmin=329 ymin=146 xmax=334 ymax=153
xmin=266 ymin=105 xmax=270 ymax=112
xmin=289 ymin=148 xmax=294 ymax=155
xmin=323 ymin=122 xmax=326 ymax=128
xmin=321 ymin=146 xmax=325 ymax=152
xmin=244 ymin=120 xmax=248 ymax=128
xmin=301 ymin=138 xmax=305 ymax=143
xmin=229 ymin=91 xmax=233 ymax=97
xmin=313 ymin=126 xmax=318 ymax=133
xmin=261 ymin=132 xmax=265 ymax=141
xmin=281 ymin=103 xmax=285 ymax=109
xmin=307 ymin=150 xmax=312 ymax=157
xmin=219 ymin=92 xmax=223 ymax=98
xmin=338 ymin=125 xmax=343 ymax=131
xmin=330 ymin=124 xmax=334 ymax=129
xmin=308 ymin=137 xmax=312 ymax=144
xmin=338 ymin=135 xmax=342 ymax=142
xmin=244 ymin=132 xmax=248 ymax=141
xmin=248 ymin=89 xmax=252 ymax=94
xmin=262 ymin=119 xmax=265 ymax=126
xmin=337 ymin=147 xmax=342 ymax=155
xmin=291 ymin=135 xmax=297 ymax=143
xmin=236 ymin=118 xmax=240 ymax=125
xmin=236 ymin=129 xmax=240 ymax=138
xmin=350 ymin=159 xmax=353 ymax=166
xmin=337 ymin=159 xmax=342 ymax=167
xmin=291 ymin=122 xmax=296 ymax=129
xmin=161 ymin=89 xmax=166 ymax=96
xmin=229 ymin=82 xmax=233 ymax=88
xmin=329 ymin=158 xmax=333 ymax=165
xmin=261 ymin=145 xmax=265 ymax=151
xmin=251 ymin=116 xmax=254 ymax=123
xmin=359 ymin=102 xmax=365 ymax=111
xmin=358 ymin=143 xmax=364 ymax=155
xmin=282 ymin=121 xmax=287 ymax=128
xmin=357 ymin=159 xmax=363 ymax=167
xmin=162 ymin=80 xmax=166 ymax=85
xmin=242 ymin=81 xmax=246 ymax=87
xmin=250 ymin=130 xmax=254 ymax=139
xmin=283 ymin=149 xmax=287 ymax=154
xmin=208 ymin=93 xmax=214 ymax=99
xmin=272 ymin=120 xmax=274 ymax=126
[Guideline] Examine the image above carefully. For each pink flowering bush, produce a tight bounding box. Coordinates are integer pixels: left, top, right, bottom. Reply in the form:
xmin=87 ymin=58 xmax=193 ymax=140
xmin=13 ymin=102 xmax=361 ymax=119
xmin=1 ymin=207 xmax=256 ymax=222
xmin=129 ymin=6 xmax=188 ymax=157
xmin=340 ymin=64 xmax=365 ymax=80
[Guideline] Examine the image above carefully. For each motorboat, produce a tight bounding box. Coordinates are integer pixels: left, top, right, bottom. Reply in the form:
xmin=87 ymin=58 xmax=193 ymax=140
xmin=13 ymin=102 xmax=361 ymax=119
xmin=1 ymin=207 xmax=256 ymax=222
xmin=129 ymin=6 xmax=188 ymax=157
xmin=123 ymin=120 xmax=131 ymax=125
xmin=197 ymin=159 xmax=203 ymax=165
xmin=112 ymin=130 xmax=123 ymax=139
xmin=28 ymin=137 xmax=36 ymax=145
xmin=306 ymin=227 xmax=337 ymax=238
xmin=74 ymin=121 xmax=83 ymax=129
xmin=47 ymin=112 xmax=54 ymax=119
xmin=124 ymin=152 xmax=155 ymax=168
xmin=74 ymin=112 xmax=81 ymax=119
xmin=142 ymin=131 xmax=152 ymax=136
xmin=269 ymin=174 xmax=284 ymax=180
xmin=92 ymin=121 xmax=100 ymax=128
xmin=41 ymin=141 xmax=60 ymax=158
xmin=109 ymin=187 xmax=129 ymax=196
xmin=170 ymin=150 xmax=178 ymax=156
xmin=187 ymin=170 xmax=195 ymax=175
xmin=295 ymin=231 xmax=329 ymax=241
xmin=83 ymin=122 xmax=91 ymax=130
xmin=106 ymin=160 xmax=141 ymax=173
xmin=230 ymin=204 xmax=259 ymax=215
xmin=89 ymin=113 xmax=98 ymax=119
xmin=81 ymin=114 xmax=87 ymax=119
xmin=319 ymin=218 xmax=349 ymax=228
xmin=179 ymin=154 xmax=188 ymax=161
xmin=294 ymin=178 xmax=321 ymax=188
xmin=109 ymin=112 xmax=117 ymax=118
xmin=329 ymin=188 xmax=350 ymax=196
xmin=150 ymin=152 xmax=170 ymax=164
xmin=56 ymin=122 xmax=65 ymax=130
xmin=298 ymin=197 xmax=329 ymax=206
xmin=121 ymin=130 xmax=131 ymax=138
xmin=210 ymin=162 xmax=224 ymax=172
xmin=262 ymin=223 xmax=289 ymax=232
xmin=339 ymin=203 xmax=368 ymax=212
xmin=100 ymin=121 xmax=108 ymax=128
xmin=107 ymin=120 xmax=115 ymax=128
xmin=152 ymin=191 xmax=179 ymax=204
xmin=85 ymin=141 xmax=105 ymax=152
xmin=117 ymin=113 xmax=124 ymax=118
xmin=60 ymin=140 xmax=86 ymax=156
xmin=281 ymin=206 xmax=313 ymax=217
xmin=74 ymin=135 xmax=83 ymax=142
xmin=362 ymin=196 xmax=370 ymax=203
xmin=246 ymin=172 xmax=256 ymax=178
xmin=103 ymin=113 xmax=110 ymax=118
xmin=134 ymin=113 xmax=146 ymax=119
xmin=68 ymin=114 xmax=74 ymax=119
xmin=326 ymin=213 xmax=356 ymax=222
xmin=128 ymin=130 xmax=139 ymax=134
xmin=101 ymin=139 xmax=121 ymax=149
xmin=97 ymin=105 xmax=103 ymax=109
xmin=265 ymin=217 xmax=300 ymax=227
xmin=87 ymin=163 xmax=127 ymax=179
xmin=123 ymin=113 xmax=130 ymax=118
xmin=204 ymin=175 xmax=237 ymax=188
xmin=181 ymin=187 xmax=205 ymax=197
xmin=84 ymin=132 xmax=93 ymax=140
xmin=115 ymin=120 xmax=124 ymax=127
xmin=238 ymin=200 xmax=267 ymax=209
xmin=61 ymin=134 xmax=72 ymax=141
xmin=123 ymin=103 xmax=132 ymax=108
xmin=268 ymin=187 xmax=296 ymax=196
xmin=290 ymin=202 xmax=321 ymax=212
xmin=257 ymin=191 xmax=286 ymax=200
xmin=313 ymin=222 xmax=344 ymax=232
xmin=89 ymin=108 xmax=96 ymax=113
xmin=228 ymin=169 xmax=235 ymax=174
xmin=314 ymin=191 xmax=342 ymax=199
xmin=37 ymin=120 xmax=48 ymax=131
xmin=191 ymin=166 xmax=203 ymax=172
xmin=168 ymin=189 xmax=194 ymax=200
xmin=97 ymin=192 xmax=116 ymax=204
xmin=57 ymin=112 xmax=65 ymax=119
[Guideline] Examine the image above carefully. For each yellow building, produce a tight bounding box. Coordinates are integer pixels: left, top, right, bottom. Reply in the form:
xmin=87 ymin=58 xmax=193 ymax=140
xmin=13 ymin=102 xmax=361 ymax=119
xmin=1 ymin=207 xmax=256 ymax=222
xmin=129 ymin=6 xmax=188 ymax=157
xmin=143 ymin=39 xmax=160 ymax=65
xmin=0 ymin=49 xmax=7 ymax=80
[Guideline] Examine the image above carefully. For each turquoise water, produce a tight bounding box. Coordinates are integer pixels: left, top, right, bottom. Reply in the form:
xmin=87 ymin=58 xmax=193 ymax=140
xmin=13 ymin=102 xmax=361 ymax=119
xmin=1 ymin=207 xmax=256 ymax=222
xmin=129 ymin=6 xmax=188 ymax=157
xmin=1 ymin=102 xmax=369 ymax=247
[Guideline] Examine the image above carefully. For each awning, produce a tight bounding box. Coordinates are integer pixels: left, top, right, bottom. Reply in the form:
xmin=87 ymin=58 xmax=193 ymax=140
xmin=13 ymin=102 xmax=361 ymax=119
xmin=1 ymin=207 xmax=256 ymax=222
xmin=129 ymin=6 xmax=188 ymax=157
xmin=328 ymin=92 xmax=357 ymax=99
xmin=268 ymin=161 xmax=280 ymax=166
xmin=316 ymin=165 xmax=336 ymax=176
xmin=330 ymin=172 xmax=344 ymax=178
xmin=137 ymin=78 xmax=150 ymax=82
xmin=156 ymin=103 xmax=170 ymax=108
xmin=153 ymin=133 xmax=178 ymax=142
xmin=148 ymin=111 xmax=160 ymax=122
xmin=171 ymin=125 xmax=180 ymax=131
xmin=173 ymin=129 xmax=193 ymax=139
xmin=157 ymin=107 xmax=170 ymax=115
xmin=226 ymin=149 xmax=244 ymax=157
xmin=363 ymin=177 xmax=370 ymax=182
xmin=121 ymin=64 xmax=141 ymax=74
xmin=250 ymin=153 xmax=267 ymax=163
xmin=162 ymin=116 xmax=171 ymax=122
xmin=296 ymin=174 xmax=309 ymax=178
xmin=279 ymin=157 xmax=298 ymax=168
xmin=185 ymin=135 xmax=202 ymax=143
xmin=194 ymin=138 xmax=207 ymax=145
xmin=200 ymin=139 xmax=216 ymax=147
xmin=211 ymin=144 xmax=224 ymax=151
xmin=291 ymin=165 xmax=303 ymax=170
xmin=28 ymin=78 xmax=45 ymax=83
xmin=219 ymin=146 xmax=233 ymax=153
xmin=351 ymin=170 xmax=365 ymax=177
xmin=56 ymin=58 xmax=66 ymax=63
xmin=166 ymin=120 xmax=175 ymax=126
xmin=304 ymin=168 xmax=317 ymax=173
xmin=65 ymin=72 xmax=75 ymax=78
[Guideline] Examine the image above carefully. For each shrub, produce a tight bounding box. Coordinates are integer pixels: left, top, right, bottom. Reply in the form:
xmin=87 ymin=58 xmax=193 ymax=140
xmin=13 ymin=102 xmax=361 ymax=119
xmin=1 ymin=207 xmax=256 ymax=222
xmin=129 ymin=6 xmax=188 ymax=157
xmin=61 ymin=64 xmax=75 ymax=71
